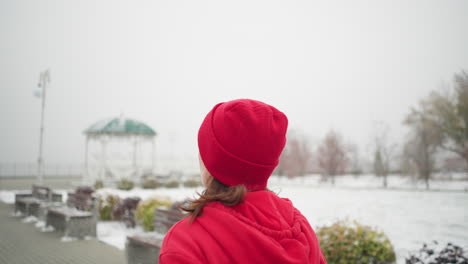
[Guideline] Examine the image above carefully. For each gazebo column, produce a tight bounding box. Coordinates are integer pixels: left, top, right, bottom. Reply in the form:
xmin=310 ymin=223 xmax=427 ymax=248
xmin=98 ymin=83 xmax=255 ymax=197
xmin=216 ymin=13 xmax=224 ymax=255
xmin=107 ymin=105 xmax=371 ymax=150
xmin=101 ymin=136 xmax=108 ymax=182
xmin=132 ymin=136 xmax=138 ymax=181
xmin=151 ymin=137 xmax=156 ymax=175
xmin=83 ymin=136 xmax=89 ymax=184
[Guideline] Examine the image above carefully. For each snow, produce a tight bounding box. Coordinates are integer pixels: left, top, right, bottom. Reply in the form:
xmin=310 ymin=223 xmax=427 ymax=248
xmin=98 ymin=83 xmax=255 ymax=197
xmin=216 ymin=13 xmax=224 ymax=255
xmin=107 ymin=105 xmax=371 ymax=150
xmin=86 ymin=117 xmax=114 ymax=132
xmin=0 ymin=189 xmax=69 ymax=205
xmin=95 ymin=187 xmax=204 ymax=202
xmin=275 ymin=185 xmax=468 ymax=263
xmin=0 ymin=190 xmax=19 ymax=204
xmin=21 ymin=216 xmax=54 ymax=232
xmin=93 ymin=187 xmax=203 ymax=250
xmin=268 ymin=174 xmax=468 ymax=191
xmin=61 ymin=236 xmax=77 ymax=242
xmin=11 ymin=211 xmax=23 ymax=217
xmin=94 ymin=184 xmax=204 ymax=248
xmin=49 ymin=206 xmax=93 ymax=217
xmin=1 ymin=175 xmax=466 ymax=263
xmin=97 ymin=221 xmax=164 ymax=250
xmin=92 ymin=176 xmax=467 ymax=263
xmin=40 ymin=225 xmax=54 ymax=232
xmin=35 ymin=221 xmax=45 ymax=228
xmin=407 ymin=241 xmax=468 ymax=263
xmin=267 ymin=175 xmax=468 ymax=263
xmin=21 ymin=216 xmax=38 ymax=223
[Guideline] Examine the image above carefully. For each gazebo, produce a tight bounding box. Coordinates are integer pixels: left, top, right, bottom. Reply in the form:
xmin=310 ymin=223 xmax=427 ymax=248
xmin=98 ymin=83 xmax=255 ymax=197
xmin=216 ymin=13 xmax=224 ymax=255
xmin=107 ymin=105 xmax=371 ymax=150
xmin=83 ymin=116 xmax=156 ymax=185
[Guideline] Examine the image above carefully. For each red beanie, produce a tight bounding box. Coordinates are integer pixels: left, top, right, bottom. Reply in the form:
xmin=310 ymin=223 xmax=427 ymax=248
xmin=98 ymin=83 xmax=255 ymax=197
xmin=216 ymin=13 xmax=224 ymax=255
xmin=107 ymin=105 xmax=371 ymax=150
xmin=198 ymin=99 xmax=288 ymax=191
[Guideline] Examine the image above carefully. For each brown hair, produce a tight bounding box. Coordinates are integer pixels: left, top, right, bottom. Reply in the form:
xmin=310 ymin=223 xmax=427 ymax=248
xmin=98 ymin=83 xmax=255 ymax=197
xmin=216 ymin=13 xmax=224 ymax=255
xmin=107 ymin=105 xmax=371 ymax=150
xmin=181 ymin=177 xmax=247 ymax=222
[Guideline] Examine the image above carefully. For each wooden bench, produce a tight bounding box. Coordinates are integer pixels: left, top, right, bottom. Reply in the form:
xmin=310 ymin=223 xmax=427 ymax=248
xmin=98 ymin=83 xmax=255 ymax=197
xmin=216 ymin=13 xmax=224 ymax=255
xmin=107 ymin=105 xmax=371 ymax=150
xmin=126 ymin=234 xmax=164 ymax=264
xmin=14 ymin=185 xmax=63 ymax=218
xmin=153 ymin=207 xmax=186 ymax=234
xmin=45 ymin=186 xmax=97 ymax=238
xmin=66 ymin=186 xmax=95 ymax=211
xmin=126 ymin=205 xmax=186 ymax=264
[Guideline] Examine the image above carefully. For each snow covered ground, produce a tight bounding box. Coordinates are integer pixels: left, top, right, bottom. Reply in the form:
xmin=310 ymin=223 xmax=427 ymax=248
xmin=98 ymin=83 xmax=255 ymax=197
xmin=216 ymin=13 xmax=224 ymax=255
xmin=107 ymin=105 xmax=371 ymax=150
xmin=274 ymin=186 xmax=468 ymax=262
xmin=0 ymin=189 xmax=69 ymax=204
xmin=2 ymin=174 xmax=467 ymax=264
xmin=269 ymin=175 xmax=468 ymax=262
xmin=94 ymin=186 xmax=204 ymax=202
xmin=97 ymin=221 xmax=164 ymax=250
xmin=269 ymin=173 xmax=468 ymax=191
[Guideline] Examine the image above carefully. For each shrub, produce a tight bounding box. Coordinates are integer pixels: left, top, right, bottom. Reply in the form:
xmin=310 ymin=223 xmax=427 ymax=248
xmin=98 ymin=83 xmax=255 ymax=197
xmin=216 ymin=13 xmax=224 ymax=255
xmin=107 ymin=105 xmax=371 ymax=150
xmin=165 ymin=180 xmax=180 ymax=188
xmin=406 ymin=242 xmax=467 ymax=264
xmin=113 ymin=197 xmax=141 ymax=228
xmin=94 ymin=180 xmax=104 ymax=190
xmin=183 ymin=179 xmax=201 ymax=188
xmin=117 ymin=178 xmax=135 ymax=191
xmin=98 ymin=194 xmax=121 ymax=221
xmin=317 ymin=220 xmax=396 ymax=264
xmin=135 ymin=196 xmax=172 ymax=231
xmin=142 ymin=178 xmax=162 ymax=189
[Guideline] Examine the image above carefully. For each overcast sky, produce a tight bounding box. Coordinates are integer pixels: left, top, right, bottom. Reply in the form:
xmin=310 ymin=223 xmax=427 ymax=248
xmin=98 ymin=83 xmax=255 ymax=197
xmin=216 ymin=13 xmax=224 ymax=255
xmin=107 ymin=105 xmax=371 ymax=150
xmin=1 ymin=0 xmax=467 ymax=172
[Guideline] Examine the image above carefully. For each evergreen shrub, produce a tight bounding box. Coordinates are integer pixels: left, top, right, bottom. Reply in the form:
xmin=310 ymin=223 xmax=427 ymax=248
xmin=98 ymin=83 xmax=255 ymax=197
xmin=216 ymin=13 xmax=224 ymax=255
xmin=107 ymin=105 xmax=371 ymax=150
xmin=165 ymin=180 xmax=180 ymax=188
xmin=98 ymin=194 xmax=121 ymax=221
xmin=94 ymin=180 xmax=104 ymax=190
xmin=183 ymin=179 xmax=201 ymax=187
xmin=117 ymin=178 xmax=135 ymax=191
xmin=135 ymin=197 xmax=172 ymax=231
xmin=317 ymin=220 xmax=396 ymax=264
xmin=142 ymin=178 xmax=162 ymax=189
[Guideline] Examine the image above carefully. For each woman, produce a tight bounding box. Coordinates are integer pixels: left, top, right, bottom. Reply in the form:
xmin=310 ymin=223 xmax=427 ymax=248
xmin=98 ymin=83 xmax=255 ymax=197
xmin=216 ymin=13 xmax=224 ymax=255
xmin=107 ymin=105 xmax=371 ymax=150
xmin=159 ymin=99 xmax=326 ymax=264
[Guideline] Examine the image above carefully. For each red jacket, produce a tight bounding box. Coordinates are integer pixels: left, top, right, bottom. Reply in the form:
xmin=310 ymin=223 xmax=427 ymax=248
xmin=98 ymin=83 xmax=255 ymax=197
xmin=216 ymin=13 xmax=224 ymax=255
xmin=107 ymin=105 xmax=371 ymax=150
xmin=159 ymin=191 xmax=327 ymax=264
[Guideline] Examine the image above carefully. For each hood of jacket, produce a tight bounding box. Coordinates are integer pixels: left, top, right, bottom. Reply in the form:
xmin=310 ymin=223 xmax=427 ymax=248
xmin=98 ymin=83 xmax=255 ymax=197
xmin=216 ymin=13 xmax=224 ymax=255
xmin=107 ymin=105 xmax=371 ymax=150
xmin=159 ymin=190 xmax=325 ymax=264
xmin=208 ymin=190 xmax=303 ymax=239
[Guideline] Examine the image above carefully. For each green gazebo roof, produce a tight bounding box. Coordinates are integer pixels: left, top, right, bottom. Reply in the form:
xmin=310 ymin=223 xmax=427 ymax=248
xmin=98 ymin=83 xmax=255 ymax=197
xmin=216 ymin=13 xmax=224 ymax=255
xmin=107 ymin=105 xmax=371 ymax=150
xmin=84 ymin=117 xmax=156 ymax=136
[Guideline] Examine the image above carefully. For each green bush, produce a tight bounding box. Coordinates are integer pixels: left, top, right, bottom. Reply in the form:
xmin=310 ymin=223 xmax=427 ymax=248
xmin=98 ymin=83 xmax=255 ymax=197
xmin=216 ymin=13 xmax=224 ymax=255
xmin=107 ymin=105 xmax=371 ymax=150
xmin=165 ymin=180 xmax=180 ymax=188
xmin=142 ymin=178 xmax=162 ymax=189
xmin=183 ymin=179 xmax=201 ymax=188
xmin=117 ymin=178 xmax=135 ymax=191
xmin=94 ymin=180 xmax=104 ymax=190
xmin=98 ymin=194 xmax=121 ymax=221
xmin=317 ymin=220 xmax=396 ymax=264
xmin=135 ymin=197 xmax=172 ymax=231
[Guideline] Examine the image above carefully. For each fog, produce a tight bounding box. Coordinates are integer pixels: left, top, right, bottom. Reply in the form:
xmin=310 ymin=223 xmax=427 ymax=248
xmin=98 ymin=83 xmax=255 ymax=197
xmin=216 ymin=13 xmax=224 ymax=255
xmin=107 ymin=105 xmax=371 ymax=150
xmin=1 ymin=0 xmax=467 ymax=173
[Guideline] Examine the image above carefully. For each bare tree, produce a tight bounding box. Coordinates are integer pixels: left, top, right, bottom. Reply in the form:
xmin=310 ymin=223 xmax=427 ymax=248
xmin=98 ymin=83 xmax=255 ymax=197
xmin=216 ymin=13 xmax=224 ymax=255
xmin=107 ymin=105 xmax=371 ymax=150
xmin=372 ymin=122 xmax=397 ymax=188
xmin=374 ymin=151 xmax=385 ymax=176
xmin=399 ymin=151 xmax=418 ymax=178
xmin=277 ymin=131 xmax=312 ymax=178
xmin=348 ymin=144 xmax=363 ymax=176
xmin=404 ymin=108 xmax=443 ymax=189
xmin=416 ymin=71 xmax=468 ymax=171
xmin=275 ymin=150 xmax=288 ymax=177
xmin=317 ymin=130 xmax=349 ymax=185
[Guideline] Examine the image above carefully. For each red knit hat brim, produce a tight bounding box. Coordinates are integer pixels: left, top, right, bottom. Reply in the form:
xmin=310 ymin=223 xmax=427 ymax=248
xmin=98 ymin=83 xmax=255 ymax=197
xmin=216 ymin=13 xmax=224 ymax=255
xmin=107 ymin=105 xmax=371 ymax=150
xmin=198 ymin=102 xmax=284 ymax=191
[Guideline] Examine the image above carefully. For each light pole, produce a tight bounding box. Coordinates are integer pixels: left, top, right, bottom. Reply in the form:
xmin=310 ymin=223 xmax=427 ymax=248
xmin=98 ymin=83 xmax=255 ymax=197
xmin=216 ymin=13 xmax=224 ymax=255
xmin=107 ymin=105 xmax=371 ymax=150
xmin=34 ymin=69 xmax=51 ymax=185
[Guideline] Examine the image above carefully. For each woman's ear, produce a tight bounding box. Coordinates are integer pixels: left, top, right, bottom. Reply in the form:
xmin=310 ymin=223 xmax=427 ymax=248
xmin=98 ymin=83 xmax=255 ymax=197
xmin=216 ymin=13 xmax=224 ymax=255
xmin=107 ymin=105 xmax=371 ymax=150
xmin=203 ymin=172 xmax=214 ymax=187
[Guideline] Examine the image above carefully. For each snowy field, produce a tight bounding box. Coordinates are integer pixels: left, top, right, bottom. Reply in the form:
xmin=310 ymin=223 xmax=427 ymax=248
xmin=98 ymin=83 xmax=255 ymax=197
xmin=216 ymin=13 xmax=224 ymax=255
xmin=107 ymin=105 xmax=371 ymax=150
xmin=269 ymin=175 xmax=468 ymax=262
xmin=1 ymin=174 xmax=467 ymax=264
xmin=272 ymin=186 xmax=468 ymax=262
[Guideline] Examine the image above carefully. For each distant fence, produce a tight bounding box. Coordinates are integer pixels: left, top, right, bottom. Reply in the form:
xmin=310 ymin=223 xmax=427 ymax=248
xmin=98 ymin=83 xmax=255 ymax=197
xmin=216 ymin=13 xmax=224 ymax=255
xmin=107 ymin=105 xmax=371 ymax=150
xmin=0 ymin=163 xmax=83 ymax=178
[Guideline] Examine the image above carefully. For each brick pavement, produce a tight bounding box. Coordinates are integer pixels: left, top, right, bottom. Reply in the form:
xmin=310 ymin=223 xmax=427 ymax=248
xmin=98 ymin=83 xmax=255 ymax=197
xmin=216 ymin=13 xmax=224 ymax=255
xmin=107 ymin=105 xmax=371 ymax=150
xmin=0 ymin=202 xmax=125 ymax=264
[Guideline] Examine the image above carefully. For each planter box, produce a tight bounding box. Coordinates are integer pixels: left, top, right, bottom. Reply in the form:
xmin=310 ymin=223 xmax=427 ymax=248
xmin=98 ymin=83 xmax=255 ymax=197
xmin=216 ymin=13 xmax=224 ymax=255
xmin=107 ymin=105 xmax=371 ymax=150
xmin=14 ymin=185 xmax=63 ymax=216
xmin=46 ymin=207 xmax=96 ymax=238
xmin=126 ymin=234 xmax=163 ymax=264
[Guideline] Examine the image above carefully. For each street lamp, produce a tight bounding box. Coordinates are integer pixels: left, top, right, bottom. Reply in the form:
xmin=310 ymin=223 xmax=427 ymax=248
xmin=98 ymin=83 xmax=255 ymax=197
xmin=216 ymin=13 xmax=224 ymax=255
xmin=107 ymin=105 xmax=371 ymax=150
xmin=34 ymin=69 xmax=51 ymax=185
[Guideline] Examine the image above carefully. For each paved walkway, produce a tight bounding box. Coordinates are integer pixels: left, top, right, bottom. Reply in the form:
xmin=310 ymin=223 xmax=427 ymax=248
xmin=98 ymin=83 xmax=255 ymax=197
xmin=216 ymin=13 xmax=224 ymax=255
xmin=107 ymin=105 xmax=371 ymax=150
xmin=0 ymin=176 xmax=82 ymax=190
xmin=0 ymin=202 xmax=125 ymax=264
